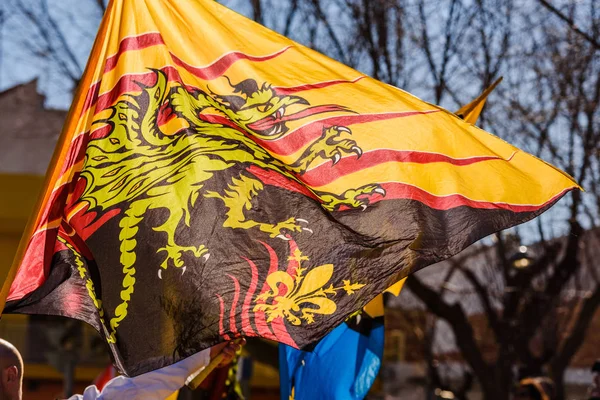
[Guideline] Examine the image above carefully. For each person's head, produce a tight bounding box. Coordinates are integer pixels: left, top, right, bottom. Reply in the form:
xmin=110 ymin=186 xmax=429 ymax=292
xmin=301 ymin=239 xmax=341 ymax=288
xmin=0 ymin=338 xmax=23 ymax=400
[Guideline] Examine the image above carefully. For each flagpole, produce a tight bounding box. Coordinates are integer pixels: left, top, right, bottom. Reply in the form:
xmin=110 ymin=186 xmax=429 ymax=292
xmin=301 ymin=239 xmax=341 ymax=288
xmin=185 ymin=353 xmax=226 ymax=390
xmin=186 ymin=338 xmax=244 ymax=391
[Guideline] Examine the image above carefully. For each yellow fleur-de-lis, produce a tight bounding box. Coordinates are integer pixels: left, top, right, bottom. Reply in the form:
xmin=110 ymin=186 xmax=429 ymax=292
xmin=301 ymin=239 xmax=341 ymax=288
xmin=254 ymin=248 xmax=365 ymax=325
xmin=342 ymin=280 xmax=365 ymax=295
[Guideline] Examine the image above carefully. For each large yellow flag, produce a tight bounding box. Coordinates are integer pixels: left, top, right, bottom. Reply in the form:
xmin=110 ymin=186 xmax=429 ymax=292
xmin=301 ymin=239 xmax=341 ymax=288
xmin=2 ymin=0 xmax=578 ymax=375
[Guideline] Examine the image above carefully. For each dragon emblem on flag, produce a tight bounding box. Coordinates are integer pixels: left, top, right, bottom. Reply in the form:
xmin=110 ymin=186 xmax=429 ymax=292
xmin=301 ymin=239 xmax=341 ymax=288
xmin=79 ymin=70 xmax=384 ymax=341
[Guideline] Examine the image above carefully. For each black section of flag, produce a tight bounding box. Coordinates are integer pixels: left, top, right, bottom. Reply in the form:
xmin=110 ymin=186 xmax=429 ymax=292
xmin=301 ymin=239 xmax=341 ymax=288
xmin=5 ymin=185 xmax=560 ymax=376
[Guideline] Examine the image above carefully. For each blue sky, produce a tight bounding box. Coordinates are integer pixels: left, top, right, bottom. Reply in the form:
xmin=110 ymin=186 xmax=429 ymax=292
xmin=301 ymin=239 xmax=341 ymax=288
xmin=0 ymin=0 xmax=256 ymax=109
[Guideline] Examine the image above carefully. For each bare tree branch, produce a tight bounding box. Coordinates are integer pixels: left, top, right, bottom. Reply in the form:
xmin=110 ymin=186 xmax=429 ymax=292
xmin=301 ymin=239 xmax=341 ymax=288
xmin=309 ymin=0 xmax=349 ymax=65
xmin=250 ymin=0 xmax=263 ymax=24
xmin=14 ymin=0 xmax=83 ymax=85
xmin=406 ymin=275 xmax=496 ymax=398
xmin=537 ymin=0 xmax=600 ymax=50
xmin=282 ymin=0 xmax=298 ymax=37
xmin=459 ymin=265 xmax=501 ymax=342
xmin=550 ymin=286 xmax=600 ymax=395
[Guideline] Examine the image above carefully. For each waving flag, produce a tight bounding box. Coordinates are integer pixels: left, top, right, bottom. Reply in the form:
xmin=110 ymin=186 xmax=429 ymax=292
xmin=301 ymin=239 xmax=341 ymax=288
xmin=1 ymin=0 xmax=578 ymax=376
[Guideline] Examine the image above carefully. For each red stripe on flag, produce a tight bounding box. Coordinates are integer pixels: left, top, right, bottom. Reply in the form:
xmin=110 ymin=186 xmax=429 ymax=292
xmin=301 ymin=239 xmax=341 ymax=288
xmin=251 ymin=242 xmax=281 ymax=341
xmin=253 ymin=111 xmax=439 ymax=156
xmin=245 ymin=165 xmax=571 ymax=213
xmin=240 ymin=258 xmax=258 ymax=336
xmin=7 ymin=231 xmax=57 ymax=301
xmin=90 ymin=66 xmax=184 ymax=114
xmin=226 ymin=274 xmax=240 ymax=335
xmin=260 ymin=241 xmax=280 ymax=279
xmin=253 ymin=309 xmax=277 ymax=341
xmin=247 ymin=166 xmax=317 ymax=200
xmin=103 ymin=31 xmax=289 ymax=78
xmin=270 ymin=318 xmax=297 ymax=347
xmin=170 ymin=46 xmax=292 ymax=81
xmin=285 ymin=240 xmax=300 ymax=276
xmin=104 ymin=33 xmax=165 ymax=73
xmin=83 ymin=46 xmax=292 ymax=115
xmin=216 ymin=294 xmax=231 ymax=341
xmin=274 ymin=76 xmax=366 ymax=95
xmin=297 ymin=150 xmax=513 ymax=187
xmin=82 ymin=81 xmax=102 ymax=115
xmin=339 ymin=182 xmax=574 ymax=212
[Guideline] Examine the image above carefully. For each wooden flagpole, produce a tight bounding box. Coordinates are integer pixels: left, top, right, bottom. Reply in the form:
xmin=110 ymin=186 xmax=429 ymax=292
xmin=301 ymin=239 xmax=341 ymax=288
xmin=186 ymin=338 xmax=244 ymax=391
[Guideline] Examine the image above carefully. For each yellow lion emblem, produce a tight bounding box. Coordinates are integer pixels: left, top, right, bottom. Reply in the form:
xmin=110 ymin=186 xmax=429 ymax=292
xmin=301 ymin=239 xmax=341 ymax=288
xmin=79 ymin=70 xmax=384 ymax=342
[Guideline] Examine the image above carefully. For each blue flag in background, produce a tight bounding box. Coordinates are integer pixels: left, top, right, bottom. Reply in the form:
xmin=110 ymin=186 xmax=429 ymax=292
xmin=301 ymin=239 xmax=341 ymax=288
xmin=279 ymin=295 xmax=385 ymax=400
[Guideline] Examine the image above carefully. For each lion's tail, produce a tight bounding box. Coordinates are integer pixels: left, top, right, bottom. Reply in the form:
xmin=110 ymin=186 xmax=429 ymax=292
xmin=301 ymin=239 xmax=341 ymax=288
xmin=106 ymin=205 xmax=144 ymax=343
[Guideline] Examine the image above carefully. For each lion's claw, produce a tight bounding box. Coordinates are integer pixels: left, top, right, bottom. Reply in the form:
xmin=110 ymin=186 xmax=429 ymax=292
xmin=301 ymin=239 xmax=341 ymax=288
xmin=319 ymin=184 xmax=387 ymax=211
xmin=157 ymin=264 xmax=192 ymax=279
xmin=332 ymin=153 xmax=341 ymax=165
xmin=157 ymin=243 xmax=208 ymax=278
xmin=351 ymin=146 xmax=362 ymax=157
xmin=270 ymin=217 xmax=312 ymax=240
xmin=310 ymin=126 xmax=363 ymax=166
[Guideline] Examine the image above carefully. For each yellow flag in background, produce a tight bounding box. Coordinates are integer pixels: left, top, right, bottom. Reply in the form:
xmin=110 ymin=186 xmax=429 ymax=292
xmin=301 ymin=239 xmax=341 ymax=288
xmin=455 ymin=77 xmax=503 ymax=125
xmin=385 ymin=278 xmax=407 ymax=297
